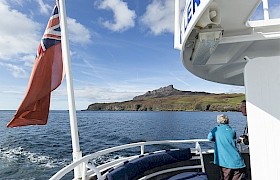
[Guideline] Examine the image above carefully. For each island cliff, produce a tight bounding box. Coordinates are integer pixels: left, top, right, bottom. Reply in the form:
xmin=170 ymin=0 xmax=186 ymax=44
xmin=86 ymin=85 xmax=244 ymax=112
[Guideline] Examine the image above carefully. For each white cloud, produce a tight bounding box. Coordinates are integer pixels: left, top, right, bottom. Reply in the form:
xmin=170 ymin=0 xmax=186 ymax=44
xmin=21 ymin=54 xmax=35 ymax=67
xmin=0 ymin=1 xmax=41 ymax=60
xmin=67 ymin=18 xmax=92 ymax=44
xmin=66 ymin=86 xmax=141 ymax=106
xmin=0 ymin=1 xmax=91 ymax=79
xmin=0 ymin=1 xmax=40 ymax=78
xmin=97 ymin=0 xmax=136 ymax=32
xmin=51 ymin=85 xmax=140 ymax=110
xmin=37 ymin=0 xmax=52 ymax=15
xmin=8 ymin=0 xmax=25 ymax=6
xmin=76 ymin=86 xmax=137 ymax=102
xmin=0 ymin=62 xmax=28 ymax=78
xmin=140 ymin=0 xmax=174 ymax=35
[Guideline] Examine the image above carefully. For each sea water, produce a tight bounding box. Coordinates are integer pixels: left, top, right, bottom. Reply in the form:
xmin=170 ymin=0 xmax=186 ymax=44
xmin=0 ymin=110 xmax=246 ymax=179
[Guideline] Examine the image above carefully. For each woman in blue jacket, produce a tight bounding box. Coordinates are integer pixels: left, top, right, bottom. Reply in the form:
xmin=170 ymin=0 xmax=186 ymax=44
xmin=208 ymin=114 xmax=246 ymax=180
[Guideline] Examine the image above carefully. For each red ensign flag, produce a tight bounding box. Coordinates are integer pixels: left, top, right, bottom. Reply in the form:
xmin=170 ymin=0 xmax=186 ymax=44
xmin=7 ymin=1 xmax=64 ymax=127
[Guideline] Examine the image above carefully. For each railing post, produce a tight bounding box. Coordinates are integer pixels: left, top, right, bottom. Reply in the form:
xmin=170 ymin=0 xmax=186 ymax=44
xmin=87 ymin=163 xmax=102 ymax=180
xmin=141 ymin=145 xmax=145 ymax=155
xmin=195 ymin=141 xmax=205 ymax=172
xmin=195 ymin=142 xmax=199 ymax=153
xmin=262 ymin=0 xmax=269 ymax=20
xmin=82 ymin=162 xmax=86 ymax=180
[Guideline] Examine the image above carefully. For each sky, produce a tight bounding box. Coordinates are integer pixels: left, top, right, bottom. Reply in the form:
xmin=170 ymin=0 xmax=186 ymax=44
xmin=0 ymin=0 xmax=279 ymax=110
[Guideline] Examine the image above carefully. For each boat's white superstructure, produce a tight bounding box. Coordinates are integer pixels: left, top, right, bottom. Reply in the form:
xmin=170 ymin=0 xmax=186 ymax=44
xmin=175 ymin=0 xmax=280 ymax=86
xmin=174 ymin=0 xmax=280 ymax=179
xmin=50 ymin=0 xmax=279 ymax=179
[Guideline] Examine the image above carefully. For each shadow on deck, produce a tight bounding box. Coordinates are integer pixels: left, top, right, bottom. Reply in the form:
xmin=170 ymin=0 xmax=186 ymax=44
xmin=203 ymin=152 xmax=251 ymax=180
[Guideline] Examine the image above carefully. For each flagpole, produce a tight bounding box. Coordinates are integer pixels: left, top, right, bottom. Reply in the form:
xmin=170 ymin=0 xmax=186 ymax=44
xmin=58 ymin=0 xmax=82 ymax=178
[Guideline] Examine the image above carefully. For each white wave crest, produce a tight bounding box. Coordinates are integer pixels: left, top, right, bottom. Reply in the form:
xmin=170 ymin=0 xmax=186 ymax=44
xmin=0 ymin=147 xmax=69 ymax=168
xmin=91 ymin=154 xmax=126 ymax=166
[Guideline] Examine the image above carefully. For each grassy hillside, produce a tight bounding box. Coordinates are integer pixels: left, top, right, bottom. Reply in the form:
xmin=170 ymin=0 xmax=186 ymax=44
xmin=87 ymin=93 xmax=245 ymax=112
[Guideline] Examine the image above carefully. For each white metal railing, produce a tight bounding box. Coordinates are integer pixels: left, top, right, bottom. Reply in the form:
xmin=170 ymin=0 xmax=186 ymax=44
xmin=50 ymin=139 xmax=210 ymax=180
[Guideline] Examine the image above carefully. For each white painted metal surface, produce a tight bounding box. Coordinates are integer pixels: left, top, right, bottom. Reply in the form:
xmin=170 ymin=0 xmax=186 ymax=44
xmin=174 ymin=0 xmax=213 ymax=50
xmin=245 ymin=58 xmax=280 ymax=180
xmin=175 ymin=0 xmax=280 ymax=179
xmin=174 ymin=0 xmax=181 ymax=50
xmin=175 ymin=0 xmax=280 ymax=86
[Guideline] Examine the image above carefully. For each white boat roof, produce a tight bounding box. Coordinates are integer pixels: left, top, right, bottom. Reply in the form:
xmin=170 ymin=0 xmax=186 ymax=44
xmin=217 ymin=0 xmax=260 ymax=33
xmin=177 ymin=0 xmax=280 ymax=86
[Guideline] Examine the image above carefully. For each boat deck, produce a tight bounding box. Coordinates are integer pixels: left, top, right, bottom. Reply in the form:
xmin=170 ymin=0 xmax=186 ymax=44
xmin=50 ymin=140 xmax=251 ymax=180
xmin=88 ymin=152 xmax=251 ymax=180
xmin=203 ymin=152 xmax=251 ymax=180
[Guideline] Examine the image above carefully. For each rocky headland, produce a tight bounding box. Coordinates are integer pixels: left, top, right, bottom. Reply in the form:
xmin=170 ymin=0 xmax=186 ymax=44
xmin=86 ymin=85 xmax=245 ymax=112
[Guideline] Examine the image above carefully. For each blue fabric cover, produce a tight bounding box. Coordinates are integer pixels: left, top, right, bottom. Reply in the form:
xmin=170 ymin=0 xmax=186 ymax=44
xmin=106 ymin=148 xmax=192 ymax=180
xmin=168 ymin=172 xmax=208 ymax=180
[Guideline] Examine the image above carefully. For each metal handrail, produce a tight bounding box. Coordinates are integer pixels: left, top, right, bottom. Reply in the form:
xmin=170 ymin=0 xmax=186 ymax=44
xmin=50 ymin=139 xmax=210 ymax=180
